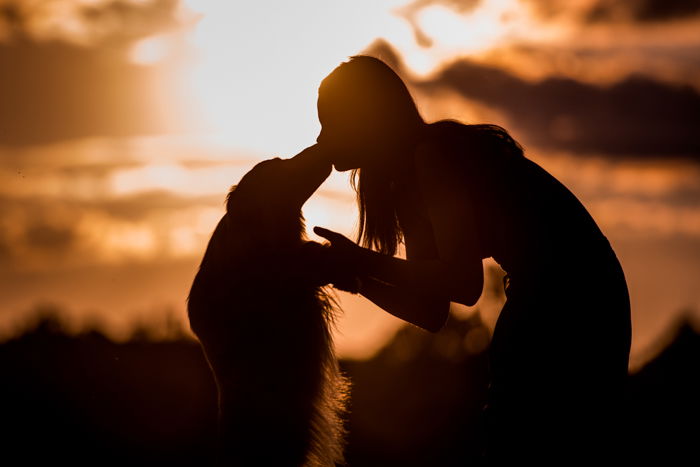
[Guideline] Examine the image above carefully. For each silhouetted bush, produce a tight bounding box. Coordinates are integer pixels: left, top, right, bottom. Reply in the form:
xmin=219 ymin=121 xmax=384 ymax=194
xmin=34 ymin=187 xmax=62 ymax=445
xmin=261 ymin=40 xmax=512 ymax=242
xmin=0 ymin=307 xmax=697 ymax=465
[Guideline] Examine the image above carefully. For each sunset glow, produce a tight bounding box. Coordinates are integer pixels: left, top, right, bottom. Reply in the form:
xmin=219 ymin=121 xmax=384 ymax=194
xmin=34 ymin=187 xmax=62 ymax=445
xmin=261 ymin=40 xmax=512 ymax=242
xmin=129 ymin=34 xmax=173 ymax=65
xmin=1 ymin=0 xmax=699 ymax=366
xmin=173 ymin=0 xmax=585 ymax=158
xmin=180 ymin=0 xmax=406 ymax=154
xmin=3 ymin=2 xmax=700 ymax=463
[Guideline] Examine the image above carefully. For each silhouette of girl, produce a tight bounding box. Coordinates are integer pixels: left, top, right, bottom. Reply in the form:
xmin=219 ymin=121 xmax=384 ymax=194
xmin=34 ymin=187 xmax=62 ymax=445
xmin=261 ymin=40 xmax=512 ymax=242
xmin=312 ymin=56 xmax=632 ymax=465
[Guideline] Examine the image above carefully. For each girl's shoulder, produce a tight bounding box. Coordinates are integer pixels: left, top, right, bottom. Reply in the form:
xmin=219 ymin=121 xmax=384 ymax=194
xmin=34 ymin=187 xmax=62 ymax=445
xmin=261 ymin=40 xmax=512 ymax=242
xmin=423 ymin=119 xmax=468 ymax=145
xmin=423 ymin=119 xmax=522 ymax=152
xmin=416 ymin=120 xmax=468 ymax=158
xmin=416 ymin=120 xmax=514 ymax=171
xmin=413 ymin=121 xmax=480 ymax=194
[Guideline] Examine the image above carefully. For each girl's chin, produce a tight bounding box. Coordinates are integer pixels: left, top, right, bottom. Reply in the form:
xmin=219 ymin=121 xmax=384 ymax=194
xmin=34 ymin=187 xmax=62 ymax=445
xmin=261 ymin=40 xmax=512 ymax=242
xmin=333 ymin=163 xmax=356 ymax=172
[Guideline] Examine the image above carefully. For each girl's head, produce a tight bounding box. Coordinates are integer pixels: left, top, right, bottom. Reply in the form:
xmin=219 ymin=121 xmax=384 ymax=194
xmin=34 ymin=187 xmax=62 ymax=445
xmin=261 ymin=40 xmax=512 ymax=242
xmin=317 ymin=56 xmax=424 ymax=254
xmin=317 ymin=56 xmax=424 ymax=172
xmin=317 ymin=56 xmax=523 ymax=256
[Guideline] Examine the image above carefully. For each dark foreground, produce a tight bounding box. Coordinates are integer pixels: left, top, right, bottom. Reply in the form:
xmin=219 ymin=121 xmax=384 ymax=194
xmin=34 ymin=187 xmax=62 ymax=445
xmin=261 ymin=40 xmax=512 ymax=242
xmin=1 ymin=309 xmax=697 ymax=466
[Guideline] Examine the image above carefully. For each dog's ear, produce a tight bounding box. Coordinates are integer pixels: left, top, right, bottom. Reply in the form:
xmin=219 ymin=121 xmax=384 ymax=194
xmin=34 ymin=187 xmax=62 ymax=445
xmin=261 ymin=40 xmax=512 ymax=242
xmin=224 ymin=184 xmax=259 ymax=222
xmin=225 ymin=184 xmax=238 ymax=212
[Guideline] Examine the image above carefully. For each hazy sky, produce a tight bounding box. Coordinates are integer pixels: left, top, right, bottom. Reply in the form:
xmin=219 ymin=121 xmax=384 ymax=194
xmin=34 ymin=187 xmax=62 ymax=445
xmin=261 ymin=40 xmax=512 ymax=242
xmin=1 ymin=0 xmax=699 ymax=367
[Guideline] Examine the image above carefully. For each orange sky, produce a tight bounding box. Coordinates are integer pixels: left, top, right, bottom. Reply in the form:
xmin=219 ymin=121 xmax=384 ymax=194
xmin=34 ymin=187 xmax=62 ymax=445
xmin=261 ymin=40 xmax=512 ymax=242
xmin=0 ymin=0 xmax=699 ymax=368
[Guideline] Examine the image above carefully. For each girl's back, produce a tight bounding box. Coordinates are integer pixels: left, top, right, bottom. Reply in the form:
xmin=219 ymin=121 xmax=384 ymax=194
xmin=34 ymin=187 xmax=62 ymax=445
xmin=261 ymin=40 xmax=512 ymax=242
xmin=426 ymin=120 xmax=631 ymax=464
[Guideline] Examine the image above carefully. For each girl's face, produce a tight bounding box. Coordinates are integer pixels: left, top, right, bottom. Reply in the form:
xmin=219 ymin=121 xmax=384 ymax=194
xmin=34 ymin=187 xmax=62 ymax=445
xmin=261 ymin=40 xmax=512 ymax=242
xmin=316 ymin=92 xmax=391 ymax=172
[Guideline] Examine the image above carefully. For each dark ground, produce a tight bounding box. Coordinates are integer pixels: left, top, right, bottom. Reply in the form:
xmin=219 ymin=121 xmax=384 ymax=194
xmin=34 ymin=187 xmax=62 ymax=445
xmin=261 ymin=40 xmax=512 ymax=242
xmin=0 ymin=307 xmax=697 ymax=466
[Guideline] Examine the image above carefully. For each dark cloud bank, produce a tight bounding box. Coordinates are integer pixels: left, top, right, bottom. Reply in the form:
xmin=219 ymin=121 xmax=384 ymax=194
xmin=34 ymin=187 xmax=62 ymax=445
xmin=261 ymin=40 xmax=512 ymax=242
xmin=585 ymin=0 xmax=700 ymax=23
xmin=523 ymin=0 xmax=700 ymax=23
xmin=0 ymin=39 xmax=191 ymax=146
xmin=1 ymin=1 xmax=697 ymax=161
xmin=371 ymin=40 xmax=700 ymax=161
xmin=399 ymin=0 xmax=700 ymax=23
xmin=0 ymin=0 xmax=190 ymax=146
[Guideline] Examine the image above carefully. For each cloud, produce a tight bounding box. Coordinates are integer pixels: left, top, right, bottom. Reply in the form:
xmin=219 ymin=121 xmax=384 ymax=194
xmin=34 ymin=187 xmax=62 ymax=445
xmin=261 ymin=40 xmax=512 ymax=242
xmin=387 ymin=0 xmax=700 ymax=91
xmin=0 ymin=39 xmax=191 ymax=145
xmin=363 ymin=40 xmax=700 ymax=159
xmin=394 ymin=0 xmax=482 ymax=47
xmin=399 ymin=0 xmax=482 ymax=14
xmin=588 ymin=198 xmax=700 ymax=237
xmin=476 ymin=42 xmax=700 ymax=92
xmin=0 ymin=195 xmax=83 ymax=269
xmin=96 ymin=190 xmax=220 ymax=220
xmin=523 ymin=0 xmax=700 ymax=23
xmin=0 ymin=0 xmax=187 ymax=45
xmin=414 ymin=55 xmax=700 ymax=158
xmin=586 ymin=0 xmax=700 ymax=23
xmin=0 ymin=0 xmax=197 ymax=145
xmin=0 ymin=189 xmax=221 ymax=272
xmin=24 ymin=222 xmax=76 ymax=250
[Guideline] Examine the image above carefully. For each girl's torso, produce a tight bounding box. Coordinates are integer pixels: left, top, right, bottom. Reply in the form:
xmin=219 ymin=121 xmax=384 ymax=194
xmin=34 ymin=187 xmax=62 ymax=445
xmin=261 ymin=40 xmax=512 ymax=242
xmin=416 ymin=120 xmax=616 ymax=286
xmin=399 ymin=119 xmax=631 ymax=352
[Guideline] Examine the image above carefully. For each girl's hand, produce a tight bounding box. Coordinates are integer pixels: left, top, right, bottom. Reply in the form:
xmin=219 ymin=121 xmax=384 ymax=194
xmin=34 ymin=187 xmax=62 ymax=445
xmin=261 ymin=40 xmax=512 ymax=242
xmin=312 ymin=226 xmax=365 ymax=293
xmin=313 ymin=227 xmax=362 ymax=267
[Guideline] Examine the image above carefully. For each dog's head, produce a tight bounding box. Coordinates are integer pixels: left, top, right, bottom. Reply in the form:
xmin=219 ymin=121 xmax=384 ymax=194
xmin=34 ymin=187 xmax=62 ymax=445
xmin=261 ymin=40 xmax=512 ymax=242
xmin=225 ymin=148 xmax=332 ymax=239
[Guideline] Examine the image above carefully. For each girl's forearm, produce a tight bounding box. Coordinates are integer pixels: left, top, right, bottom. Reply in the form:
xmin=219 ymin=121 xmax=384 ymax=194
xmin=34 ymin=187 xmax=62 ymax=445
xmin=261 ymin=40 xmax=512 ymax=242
xmin=358 ymin=275 xmax=449 ymax=332
xmin=355 ymin=247 xmax=483 ymax=307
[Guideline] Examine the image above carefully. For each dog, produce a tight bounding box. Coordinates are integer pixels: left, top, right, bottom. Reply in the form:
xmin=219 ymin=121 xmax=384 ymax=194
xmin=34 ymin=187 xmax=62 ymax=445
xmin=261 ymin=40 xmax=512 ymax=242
xmin=187 ymin=147 xmax=348 ymax=466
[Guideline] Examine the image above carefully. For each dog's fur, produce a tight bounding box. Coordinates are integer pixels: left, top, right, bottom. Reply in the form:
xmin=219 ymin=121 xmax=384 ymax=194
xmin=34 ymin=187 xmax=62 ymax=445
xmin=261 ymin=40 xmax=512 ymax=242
xmin=188 ymin=155 xmax=348 ymax=466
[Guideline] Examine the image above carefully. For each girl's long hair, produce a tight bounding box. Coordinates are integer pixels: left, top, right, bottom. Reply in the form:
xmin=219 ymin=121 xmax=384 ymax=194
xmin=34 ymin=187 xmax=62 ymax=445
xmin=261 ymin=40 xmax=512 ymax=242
xmin=322 ymin=56 xmax=524 ymax=256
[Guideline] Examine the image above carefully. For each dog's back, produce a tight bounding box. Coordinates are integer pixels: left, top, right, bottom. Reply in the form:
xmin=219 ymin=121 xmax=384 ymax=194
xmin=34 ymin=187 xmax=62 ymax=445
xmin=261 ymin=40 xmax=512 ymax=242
xmin=188 ymin=157 xmax=347 ymax=466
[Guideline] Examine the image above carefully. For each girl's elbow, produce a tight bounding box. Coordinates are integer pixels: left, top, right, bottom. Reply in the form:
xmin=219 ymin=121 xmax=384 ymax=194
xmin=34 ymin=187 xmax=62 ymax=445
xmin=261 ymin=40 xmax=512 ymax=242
xmin=424 ymin=317 xmax=447 ymax=333
xmin=421 ymin=300 xmax=450 ymax=333
xmin=451 ymin=283 xmax=481 ymax=308
xmin=462 ymin=290 xmax=482 ymax=308
xmin=445 ymin=266 xmax=483 ymax=308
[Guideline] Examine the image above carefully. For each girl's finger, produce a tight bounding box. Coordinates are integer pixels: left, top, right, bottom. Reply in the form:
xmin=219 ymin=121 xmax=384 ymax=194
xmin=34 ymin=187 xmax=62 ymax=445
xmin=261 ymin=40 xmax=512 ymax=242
xmin=313 ymin=226 xmax=342 ymax=241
